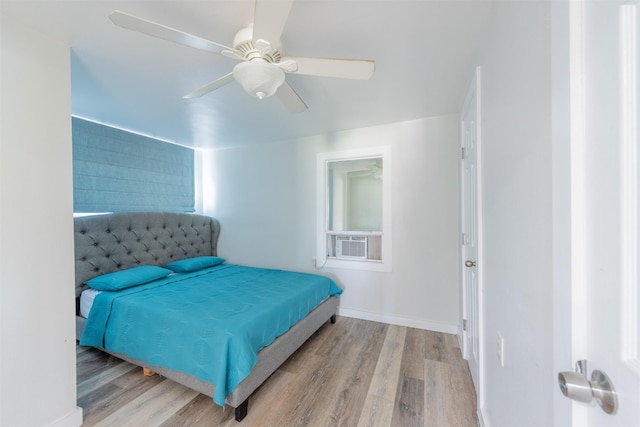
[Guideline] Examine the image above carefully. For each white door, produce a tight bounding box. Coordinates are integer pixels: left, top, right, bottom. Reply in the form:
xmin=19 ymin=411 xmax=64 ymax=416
xmin=560 ymin=0 xmax=640 ymax=425
xmin=461 ymin=67 xmax=481 ymax=398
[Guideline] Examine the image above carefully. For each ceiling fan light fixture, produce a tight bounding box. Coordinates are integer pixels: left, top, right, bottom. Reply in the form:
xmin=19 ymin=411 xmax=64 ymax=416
xmin=233 ymin=60 xmax=285 ymax=99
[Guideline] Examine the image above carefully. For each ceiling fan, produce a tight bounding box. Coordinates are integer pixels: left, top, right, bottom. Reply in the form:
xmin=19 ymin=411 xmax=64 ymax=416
xmin=108 ymin=0 xmax=375 ymax=113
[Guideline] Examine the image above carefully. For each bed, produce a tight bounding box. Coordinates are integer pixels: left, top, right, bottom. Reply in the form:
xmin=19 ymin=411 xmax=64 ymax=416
xmin=74 ymin=212 xmax=341 ymax=422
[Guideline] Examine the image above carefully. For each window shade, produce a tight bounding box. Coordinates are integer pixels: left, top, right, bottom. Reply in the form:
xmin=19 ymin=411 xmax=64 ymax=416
xmin=72 ymin=117 xmax=195 ymax=213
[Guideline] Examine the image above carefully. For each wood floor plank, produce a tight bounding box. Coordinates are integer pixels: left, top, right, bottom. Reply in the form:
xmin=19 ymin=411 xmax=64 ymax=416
xmin=76 ymin=345 xmax=101 ymax=363
xmin=321 ymin=320 xmax=387 ymax=427
xmin=77 ymin=360 xmax=137 ymax=399
xmin=401 ymin=327 xmax=427 ymax=380
xmin=447 ymin=364 xmax=478 ymax=426
xmin=231 ymin=369 xmax=307 ymax=426
xmin=76 ymin=317 xmax=477 ymax=427
xmin=392 ymin=375 xmax=425 ymax=427
xmin=357 ymin=325 xmax=407 ymax=427
xmin=79 ymin=366 xmax=166 ymax=425
xmin=279 ymin=321 xmax=336 ymax=375
xmin=424 ymin=330 xmax=467 ymax=368
xmin=357 ymin=394 xmax=396 ymax=427
xmin=445 ymin=332 xmax=461 ymax=350
xmin=365 ymin=324 xmax=407 ymax=400
xmin=94 ymin=379 xmax=199 ymax=427
xmin=314 ymin=316 xmax=359 ymax=359
xmin=424 ymin=359 xmax=477 ymax=427
xmin=270 ymin=318 xmax=363 ymax=426
xmin=424 ymin=330 xmax=449 ymax=363
xmin=273 ymin=318 xmax=386 ymax=427
xmin=159 ymin=393 xmax=235 ymax=427
xmin=76 ymin=347 xmax=125 ymax=384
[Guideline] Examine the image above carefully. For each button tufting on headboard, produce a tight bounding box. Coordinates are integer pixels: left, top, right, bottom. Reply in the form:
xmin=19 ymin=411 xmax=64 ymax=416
xmin=74 ymin=212 xmax=220 ymax=298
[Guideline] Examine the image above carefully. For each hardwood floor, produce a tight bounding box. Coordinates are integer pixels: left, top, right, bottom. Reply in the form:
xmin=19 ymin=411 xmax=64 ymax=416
xmin=77 ymin=317 xmax=477 ymax=427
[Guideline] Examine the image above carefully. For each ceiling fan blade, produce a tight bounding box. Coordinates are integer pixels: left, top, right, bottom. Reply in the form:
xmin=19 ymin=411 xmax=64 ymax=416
xmin=282 ymin=57 xmax=375 ymax=80
xmin=109 ymin=10 xmax=238 ymax=55
xmin=252 ymin=0 xmax=294 ymax=46
xmin=276 ymin=59 xmax=298 ymax=72
xmin=275 ymin=81 xmax=307 ymax=114
xmin=183 ymin=73 xmax=235 ymax=99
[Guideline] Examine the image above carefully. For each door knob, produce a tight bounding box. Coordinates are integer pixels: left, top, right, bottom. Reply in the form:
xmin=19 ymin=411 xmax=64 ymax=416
xmin=558 ymin=361 xmax=618 ymax=414
xmin=465 ymin=260 xmax=476 ymax=268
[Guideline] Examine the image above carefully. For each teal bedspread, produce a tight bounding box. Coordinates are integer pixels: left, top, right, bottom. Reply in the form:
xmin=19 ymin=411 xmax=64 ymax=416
xmin=80 ymin=264 xmax=342 ymax=406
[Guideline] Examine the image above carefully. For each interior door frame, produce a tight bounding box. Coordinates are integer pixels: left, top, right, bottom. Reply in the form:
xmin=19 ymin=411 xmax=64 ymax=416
xmin=551 ymin=0 xmax=589 ymax=425
xmin=562 ymin=1 xmax=640 ymax=425
xmin=460 ymin=65 xmax=484 ymax=414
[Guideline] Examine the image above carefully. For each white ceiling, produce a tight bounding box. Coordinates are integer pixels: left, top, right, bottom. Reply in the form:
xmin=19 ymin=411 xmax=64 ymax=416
xmin=3 ymin=0 xmax=494 ymax=149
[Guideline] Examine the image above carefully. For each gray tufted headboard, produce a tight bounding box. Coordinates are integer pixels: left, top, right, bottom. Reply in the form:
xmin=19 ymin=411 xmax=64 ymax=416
xmin=74 ymin=212 xmax=221 ymax=299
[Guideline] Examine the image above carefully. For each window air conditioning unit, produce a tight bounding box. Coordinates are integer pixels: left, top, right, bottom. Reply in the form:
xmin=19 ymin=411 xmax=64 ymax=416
xmin=335 ymin=235 xmax=367 ymax=259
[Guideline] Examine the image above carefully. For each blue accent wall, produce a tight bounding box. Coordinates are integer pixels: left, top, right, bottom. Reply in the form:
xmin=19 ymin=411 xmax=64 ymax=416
xmin=72 ymin=117 xmax=195 ymax=212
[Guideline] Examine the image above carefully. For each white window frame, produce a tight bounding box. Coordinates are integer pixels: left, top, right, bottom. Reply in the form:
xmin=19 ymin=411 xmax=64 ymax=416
xmin=316 ymin=146 xmax=392 ymax=272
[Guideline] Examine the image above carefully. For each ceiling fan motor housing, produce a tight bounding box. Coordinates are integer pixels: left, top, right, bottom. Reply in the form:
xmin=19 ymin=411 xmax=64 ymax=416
xmin=233 ymin=27 xmax=282 ymax=63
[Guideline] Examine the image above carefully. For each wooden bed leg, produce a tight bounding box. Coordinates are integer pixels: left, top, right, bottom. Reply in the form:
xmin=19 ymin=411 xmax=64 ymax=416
xmin=235 ymin=398 xmax=249 ymax=422
xmin=331 ymin=314 xmax=337 ymax=324
xmin=142 ymin=368 xmax=156 ymax=377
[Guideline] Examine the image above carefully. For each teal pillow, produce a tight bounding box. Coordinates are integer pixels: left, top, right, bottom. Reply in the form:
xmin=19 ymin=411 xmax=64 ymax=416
xmin=164 ymin=256 xmax=225 ymax=273
xmin=86 ymin=265 xmax=172 ymax=291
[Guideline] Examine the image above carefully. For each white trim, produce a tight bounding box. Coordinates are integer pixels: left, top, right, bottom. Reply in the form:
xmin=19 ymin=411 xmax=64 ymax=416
xmin=318 ymin=257 xmax=390 ymax=272
xmin=568 ymin=1 xmax=589 ymax=425
xmin=460 ymin=65 xmax=484 ymax=412
xmin=45 ymin=407 xmax=83 ymax=427
xmin=338 ymin=307 xmax=458 ymax=334
xmin=460 ymin=90 xmax=469 ymax=360
xmin=620 ymin=1 xmax=640 ymax=374
xmin=569 ymin=0 xmax=588 ymax=354
xmin=475 ymin=66 xmax=485 ymax=414
xmin=316 ymin=146 xmax=392 ymax=272
xmin=550 ymin=2 xmax=573 ymax=426
xmin=477 ymin=407 xmax=490 ymax=427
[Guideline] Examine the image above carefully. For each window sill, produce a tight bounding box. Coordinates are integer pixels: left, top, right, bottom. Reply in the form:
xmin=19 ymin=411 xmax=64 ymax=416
xmin=320 ymin=257 xmax=392 ymax=272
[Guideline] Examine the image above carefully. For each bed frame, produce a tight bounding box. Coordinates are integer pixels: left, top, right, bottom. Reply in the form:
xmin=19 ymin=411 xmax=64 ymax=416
xmin=74 ymin=212 xmax=338 ymax=421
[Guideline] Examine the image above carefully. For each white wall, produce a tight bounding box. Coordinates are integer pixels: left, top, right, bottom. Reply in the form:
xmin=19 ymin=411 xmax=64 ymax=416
xmin=208 ymin=114 xmax=461 ymax=332
xmin=0 ymin=12 xmax=82 ymax=427
xmin=476 ymin=1 xmax=554 ymax=426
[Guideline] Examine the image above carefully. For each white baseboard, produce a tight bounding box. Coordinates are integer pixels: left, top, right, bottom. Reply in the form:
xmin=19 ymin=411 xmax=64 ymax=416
xmin=338 ymin=307 xmax=458 ymax=334
xmin=46 ymin=407 xmax=83 ymax=427
xmin=478 ymin=407 xmax=489 ymax=427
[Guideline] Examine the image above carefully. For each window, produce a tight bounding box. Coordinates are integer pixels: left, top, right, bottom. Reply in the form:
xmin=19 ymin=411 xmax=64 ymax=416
xmin=317 ymin=147 xmax=391 ymax=272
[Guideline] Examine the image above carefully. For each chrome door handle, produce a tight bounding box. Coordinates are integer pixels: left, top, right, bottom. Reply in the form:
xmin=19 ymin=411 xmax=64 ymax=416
xmin=558 ymin=361 xmax=618 ymax=414
xmin=465 ymin=260 xmax=476 ymax=268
